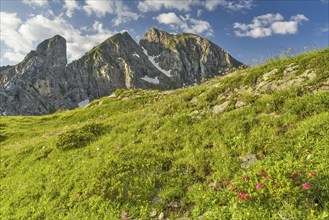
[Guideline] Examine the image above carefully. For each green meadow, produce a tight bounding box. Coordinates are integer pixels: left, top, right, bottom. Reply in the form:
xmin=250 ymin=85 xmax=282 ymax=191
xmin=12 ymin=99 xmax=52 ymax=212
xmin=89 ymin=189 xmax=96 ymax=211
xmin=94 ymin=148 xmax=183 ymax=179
xmin=1 ymin=49 xmax=328 ymax=219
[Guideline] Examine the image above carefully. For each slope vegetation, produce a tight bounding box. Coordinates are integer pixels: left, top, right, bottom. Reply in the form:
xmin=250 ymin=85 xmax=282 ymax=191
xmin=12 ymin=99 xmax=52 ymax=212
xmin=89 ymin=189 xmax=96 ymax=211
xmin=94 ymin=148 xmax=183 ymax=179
xmin=0 ymin=49 xmax=328 ymax=219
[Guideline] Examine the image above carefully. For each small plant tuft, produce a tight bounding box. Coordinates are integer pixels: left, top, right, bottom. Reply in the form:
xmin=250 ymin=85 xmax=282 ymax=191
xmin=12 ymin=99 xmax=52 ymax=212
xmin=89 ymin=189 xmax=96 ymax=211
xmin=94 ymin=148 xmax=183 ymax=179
xmin=56 ymin=123 xmax=109 ymax=150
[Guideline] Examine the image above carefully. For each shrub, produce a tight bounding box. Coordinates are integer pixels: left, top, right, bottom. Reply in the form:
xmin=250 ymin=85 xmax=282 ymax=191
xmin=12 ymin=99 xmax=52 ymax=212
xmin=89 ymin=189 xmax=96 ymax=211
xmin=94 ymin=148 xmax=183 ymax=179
xmin=56 ymin=123 xmax=108 ymax=150
xmin=284 ymin=92 xmax=329 ymax=119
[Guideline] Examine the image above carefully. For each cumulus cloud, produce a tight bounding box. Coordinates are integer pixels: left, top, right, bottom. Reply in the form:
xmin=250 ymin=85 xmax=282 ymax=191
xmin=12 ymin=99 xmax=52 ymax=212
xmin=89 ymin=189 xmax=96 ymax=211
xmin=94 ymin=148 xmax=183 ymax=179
xmin=155 ymin=12 xmax=213 ymax=36
xmin=23 ymin=0 xmax=48 ymax=7
xmin=233 ymin=13 xmax=308 ymax=38
xmin=83 ymin=0 xmax=139 ymax=26
xmin=156 ymin=12 xmax=182 ymax=24
xmin=138 ymin=0 xmax=254 ymax=12
xmin=0 ymin=12 xmax=31 ymax=62
xmin=138 ymin=0 xmax=198 ymax=12
xmin=204 ymin=0 xmax=254 ymax=11
xmin=0 ymin=12 xmax=116 ymax=64
xmin=64 ymin=0 xmax=80 ymax=18
xmin=111 ymin=1 xmax=140 ymax=26
xmin=83 ymin=0 xmax=114 ymax=17
xmin=291 ymin=14 xmax=308 ymax=22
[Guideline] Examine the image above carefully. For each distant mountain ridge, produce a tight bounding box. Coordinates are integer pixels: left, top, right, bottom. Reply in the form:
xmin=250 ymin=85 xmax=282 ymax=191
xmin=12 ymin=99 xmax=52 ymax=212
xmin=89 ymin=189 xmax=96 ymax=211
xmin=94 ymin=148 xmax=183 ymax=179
xmin=0 ymin=28 xmax=243 ymax=115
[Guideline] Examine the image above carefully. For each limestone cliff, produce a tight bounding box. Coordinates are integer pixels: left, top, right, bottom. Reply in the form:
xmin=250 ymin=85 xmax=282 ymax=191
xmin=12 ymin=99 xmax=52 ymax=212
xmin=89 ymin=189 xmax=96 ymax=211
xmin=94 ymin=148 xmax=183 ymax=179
xmin=0 ymin=29 xmax=243 ymax=115
xmin=139 ymin=28 xmax=243 ymax=86
xmin=0 ymin=35 xmax=68 ymax=115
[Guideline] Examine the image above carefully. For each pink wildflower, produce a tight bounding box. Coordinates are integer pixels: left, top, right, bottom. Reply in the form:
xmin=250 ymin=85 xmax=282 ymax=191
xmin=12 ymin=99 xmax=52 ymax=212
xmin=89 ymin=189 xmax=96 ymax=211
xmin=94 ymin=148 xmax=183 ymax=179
xmin=237 ymin=193 xmax=250 ymax=200
xmin=292 ymin=173 xmax=299 ymax=179
xmin=302 ymin=183 xmax=310 ymax=189
xmin=260 ymin=170 xmax=266 ymax=176
xmin=311 ymin=172 xmax=317 ymax=177
xmin=243 ymin=175 xmax=249 ymax=180
xmin=230 ymin=183 xmax=237 ymax=190
xmin=265 ymin=176 xmax=269 ymax=181
xmin=256 ymin=182 xmax=263 ymax=189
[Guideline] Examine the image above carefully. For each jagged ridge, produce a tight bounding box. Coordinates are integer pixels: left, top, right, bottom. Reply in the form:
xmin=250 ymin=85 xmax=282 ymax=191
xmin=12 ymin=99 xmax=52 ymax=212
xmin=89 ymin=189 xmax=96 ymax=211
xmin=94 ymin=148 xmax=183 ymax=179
xmin=0 ymin=28 xmax=243 ymax=115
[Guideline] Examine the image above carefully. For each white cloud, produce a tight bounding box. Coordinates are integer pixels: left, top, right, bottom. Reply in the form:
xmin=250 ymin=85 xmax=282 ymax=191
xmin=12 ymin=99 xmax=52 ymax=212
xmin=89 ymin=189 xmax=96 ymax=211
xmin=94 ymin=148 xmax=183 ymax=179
xmin=0 ymin=12 xmax=32 ymax=54
xmin=83 ymin=0 xmax=139 ymax=26
xmin=64 ymin=0 xmax=80 ymax=18
xmin=291 ymin=14 xmax=308 ymax=22
xmin=138 ymin=0 xmax=254 ymax=12
xmin=156 ymin=12 xmax=182 ymax=24
xmin=271 ymin=21 xmax=298 ymax=35
xmin=83 ymin=0 xmax=114 ymax=17
xmin=155 ymin=12 xmax=213 ymax=36
xmin=204 ymin=0 xmax=254 ymax=11
xmin=111 ymin=1 xmax=140 ymax=26
xmin=0 ymin=12 xmax=117 ymax=64
xmin=0 ymin=13 xmax=27 ymax=63
xmin=233 ymin=13 xmax=308 ymax=38
xmin=3 ymin=50 xmax=26 ymax=63
xmin=138 ymin=0 xmax=198 ymax=12
xmin=22 ymin=0 xmax=48 ymax=7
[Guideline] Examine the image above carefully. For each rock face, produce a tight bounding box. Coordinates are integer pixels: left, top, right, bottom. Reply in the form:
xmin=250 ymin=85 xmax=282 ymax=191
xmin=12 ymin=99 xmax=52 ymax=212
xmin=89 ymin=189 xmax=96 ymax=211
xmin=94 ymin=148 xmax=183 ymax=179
xmin=0 ymin=28 xmax=243 ymax=115
xmin=65 ymin=32 xmax=175 ymax=104
xmin=140 ymin=28 xmax=243 ymax=86
xmin=0 ymin=35 xmax=68 ymax=115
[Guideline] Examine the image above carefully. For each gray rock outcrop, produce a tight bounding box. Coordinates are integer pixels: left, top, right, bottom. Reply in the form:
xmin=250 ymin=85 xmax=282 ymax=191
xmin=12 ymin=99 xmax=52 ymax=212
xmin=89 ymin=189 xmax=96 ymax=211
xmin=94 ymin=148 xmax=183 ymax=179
xmin=140 ymin=28 xmax=243 ymax=86
xmin=0 ymin=35 xmax=68 ymax=115
xmin=0 ymin=28 xmax=243 ymax=115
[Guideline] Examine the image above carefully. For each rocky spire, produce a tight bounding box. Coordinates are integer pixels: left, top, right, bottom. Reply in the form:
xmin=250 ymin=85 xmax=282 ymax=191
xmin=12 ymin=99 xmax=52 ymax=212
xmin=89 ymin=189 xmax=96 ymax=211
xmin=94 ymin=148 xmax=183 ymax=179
xmin=142 ymin=27 xmax=170 ymax=43
xmin=35 ymin=35 xmax=67 ymax=67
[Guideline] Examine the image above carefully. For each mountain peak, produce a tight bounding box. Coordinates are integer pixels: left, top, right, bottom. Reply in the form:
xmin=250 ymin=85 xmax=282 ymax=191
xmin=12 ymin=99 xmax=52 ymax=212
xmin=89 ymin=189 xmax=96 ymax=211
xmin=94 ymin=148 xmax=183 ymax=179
xmin=103 ymin=31 xmax=133 ymax=44
xmin=1 ymin=29 xmax=243 ymax=116
xmin=142 ymin=27 xmax=170 ymax=42
xmin=147 ymin=27 xmax=168 ymax=34
xmin=36 ymin=35 xmax=66 ymax=52
xmin=35 ymin=35 xmax=67 ymax=66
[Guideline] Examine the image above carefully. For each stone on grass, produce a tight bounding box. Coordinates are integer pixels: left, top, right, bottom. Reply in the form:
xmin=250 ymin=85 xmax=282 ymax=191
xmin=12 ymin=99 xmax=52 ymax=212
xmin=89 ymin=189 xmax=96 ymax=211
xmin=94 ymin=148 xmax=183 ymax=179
xmin=212 ymin=101 xmax=230 ymax=114
xmin=240 ymin=154 xmax=258 ymax=169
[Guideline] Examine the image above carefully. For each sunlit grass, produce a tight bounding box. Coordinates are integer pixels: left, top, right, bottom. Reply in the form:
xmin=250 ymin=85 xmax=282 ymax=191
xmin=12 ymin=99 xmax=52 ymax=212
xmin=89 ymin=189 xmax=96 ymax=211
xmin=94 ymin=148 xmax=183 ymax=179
xmin=0 ymin=48 xmax=328 ymax=219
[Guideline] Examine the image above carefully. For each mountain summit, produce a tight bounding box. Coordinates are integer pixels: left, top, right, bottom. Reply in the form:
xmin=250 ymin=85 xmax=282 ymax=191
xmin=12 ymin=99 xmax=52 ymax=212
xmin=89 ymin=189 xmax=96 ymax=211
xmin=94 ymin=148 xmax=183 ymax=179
xmin=140 ymin=28 xmax=242 ymax=85
xmin=0 ymin=28 xmax=243 ymax=115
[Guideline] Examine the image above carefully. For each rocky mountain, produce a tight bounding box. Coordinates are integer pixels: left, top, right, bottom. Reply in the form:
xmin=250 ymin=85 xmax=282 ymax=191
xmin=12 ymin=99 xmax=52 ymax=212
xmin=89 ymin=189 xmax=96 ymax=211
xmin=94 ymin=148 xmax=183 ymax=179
xmin=0 ymin=35 xmax=68 ymax=115
xmin=0 ymin=28 xmax=243 ymax=115
xmin=140 ymin=28 xmax=242 ymax=86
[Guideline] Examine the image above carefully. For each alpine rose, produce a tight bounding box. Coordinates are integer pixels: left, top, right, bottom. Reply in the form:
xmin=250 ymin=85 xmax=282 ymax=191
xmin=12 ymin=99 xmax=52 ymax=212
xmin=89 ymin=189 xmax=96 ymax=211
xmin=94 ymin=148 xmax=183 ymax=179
xmin=237 ymin=193 xmax=250 ymax=200
xmin=292 ymin=173 xmax=299 ymax=179
xmin=302 ymin=183 xmax=310 ymax=189
xmin=256 ymin=182 xmax=263 ymax=189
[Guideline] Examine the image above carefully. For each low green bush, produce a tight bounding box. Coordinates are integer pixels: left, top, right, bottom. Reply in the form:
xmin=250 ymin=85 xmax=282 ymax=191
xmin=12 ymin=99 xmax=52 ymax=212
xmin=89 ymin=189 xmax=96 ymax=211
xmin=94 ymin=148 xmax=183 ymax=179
xmin=56 ymin=123 xmax=109 ymax=150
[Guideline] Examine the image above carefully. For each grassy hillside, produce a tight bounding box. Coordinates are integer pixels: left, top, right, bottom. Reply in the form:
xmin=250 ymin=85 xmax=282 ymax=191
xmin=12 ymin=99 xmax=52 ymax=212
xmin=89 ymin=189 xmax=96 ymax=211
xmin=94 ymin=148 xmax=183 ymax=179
xmin=1 ymin=49 xmax=328 ymax=219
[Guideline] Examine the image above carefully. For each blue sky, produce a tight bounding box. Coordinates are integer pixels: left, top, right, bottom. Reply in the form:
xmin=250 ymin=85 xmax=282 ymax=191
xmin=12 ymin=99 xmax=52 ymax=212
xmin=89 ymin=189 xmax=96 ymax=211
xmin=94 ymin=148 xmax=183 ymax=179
xmin=0 ymin=0 xmax=328 ymax=66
